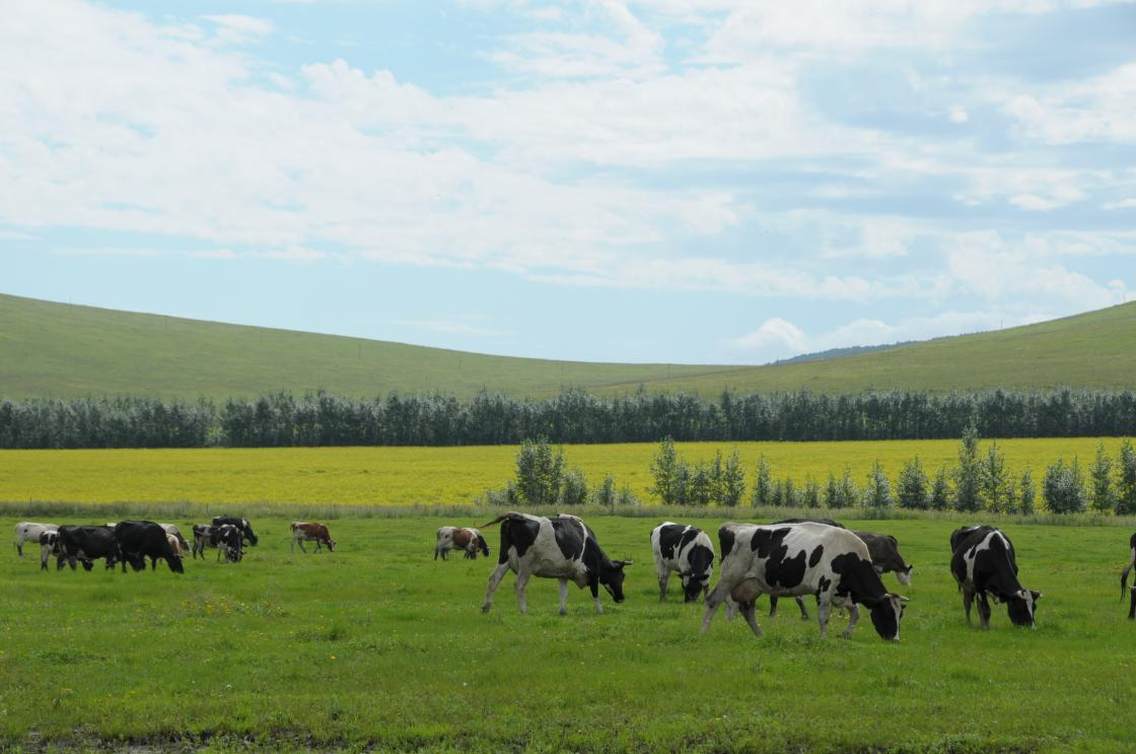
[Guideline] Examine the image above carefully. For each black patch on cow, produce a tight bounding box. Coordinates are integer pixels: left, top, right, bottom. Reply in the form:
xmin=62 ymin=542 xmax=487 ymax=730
xmin=657 ymin=524 xmax=685 ymax=560
xmin=717 ymin=526 xmax=736 ymax=564
xmin=552 ymin=518 xmax=586 ymax=561
xmin=687 ymin=544 xmax=713 ymax=578
xmin=497 ymin=516 xmax=540 ymax=563
xmin=750 ymin=528 xmax=806 ymax=590
xmin=808 ymin=545 xmax=824 ymax=568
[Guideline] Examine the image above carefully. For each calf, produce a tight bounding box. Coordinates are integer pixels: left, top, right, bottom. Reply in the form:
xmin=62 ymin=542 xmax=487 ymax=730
xmin=211 ymin=516 xmax=258 ymax=546
xmin=651 ymin=522 xmax=714 ymax=602
xmin=55 ymin=525 xmax=120 ymax=571
xmin=14 ymin=522 xmax=58 ymax=558
xmin=481 ymin=512 xmax=631 ymax=615
xmin=1122 ymin=533 xmax=1136 ymax=620
xmin=291 ymin=522 xmax=336 ymax=553
xmin=434 ymin=526 xmax=489 ymax=560
xmin=114 ymin=521 xmax=184 ymax=574
xmin=703 ymin=522 xmax=907 ymax=641
xmin=950 ymin=525 xmax=1040 ymax=628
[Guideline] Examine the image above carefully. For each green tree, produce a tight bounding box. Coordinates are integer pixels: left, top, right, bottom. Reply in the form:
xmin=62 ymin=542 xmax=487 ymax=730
xmin=1043 ymin=458 xmax=1086 ymax=514
xmin=897 ymin=456 xmax=929 ymax=510
xmin=752 ymin=455 xmax=773 ymax=507
xmin=1116 ymin=440 xmax=1136 ymax=516
xmin=980 ymin=442 xmax=1009 ymax=513
xmin=515 ymin=437 xmax=564 ymax=505
xmin=1019 ymin=468 xmax=1035 ymax=515
xmin=802 ymin=475 xmax=821 ymax=509
xmin=863 ymin=460 xmax=892 ymax=509
xmin=1090 ymin=442 xmax=1114 ymax=513
xmin=929 ymin=465 xmax=951 ymax=511
xmin=954 ymin=424 xmax=982 ymax=512
xmin=720 ymin=450 xmax=746 ymax=507
xmin=823 ymin=472 xmax=841 ymax=509
xmin=650 ymin=437 xmax=680 ymax=504
xmin=559 ymin=467 xmax=588 ymax=506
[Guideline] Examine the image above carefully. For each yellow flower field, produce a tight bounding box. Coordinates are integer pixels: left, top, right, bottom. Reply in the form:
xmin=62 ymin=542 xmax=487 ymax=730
xmin=0 ymin=437 xmax=1127 ymax=506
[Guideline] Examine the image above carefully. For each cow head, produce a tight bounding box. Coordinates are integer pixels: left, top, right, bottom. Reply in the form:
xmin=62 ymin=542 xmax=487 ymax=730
xmin=869 ymin=593 xmax=908 ymax=641
xmin=600 ymin=559 xmax=632 ymax=603
xmin=326 ymin=537 xmax=337 ymax=552
xmin=897 ymin=564 xmax=913 ymax=586
xmin=242 ymin=519 xmax=258 ymax=546
xmin=1006 ymin=589 xmax=1041 ymax=627
xmin=681 ymin=570 xmax=710 ymax=603
xmin=476 ymin=534 xmax=490 ymax=558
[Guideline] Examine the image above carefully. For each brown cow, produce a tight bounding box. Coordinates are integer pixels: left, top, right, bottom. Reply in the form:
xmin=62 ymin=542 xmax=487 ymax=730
xmin=290 ymin=522 xmax=336 ymax=553
xmin=435 ymin=526 xmax=490 ymax=560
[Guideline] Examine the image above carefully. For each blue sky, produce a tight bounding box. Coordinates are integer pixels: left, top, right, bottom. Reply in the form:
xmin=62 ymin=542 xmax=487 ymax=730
xmin=2 ymin=1 xmax=1134 ymax=365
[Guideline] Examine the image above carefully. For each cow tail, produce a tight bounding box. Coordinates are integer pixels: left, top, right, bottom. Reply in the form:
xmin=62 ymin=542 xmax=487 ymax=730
xmin=480 ymin=512 xmax=523 ymax=528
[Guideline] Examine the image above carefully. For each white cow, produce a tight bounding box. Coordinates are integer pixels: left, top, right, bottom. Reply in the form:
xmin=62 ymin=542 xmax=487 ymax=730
xmin=14 ymin=522 xmax=58 ymax=558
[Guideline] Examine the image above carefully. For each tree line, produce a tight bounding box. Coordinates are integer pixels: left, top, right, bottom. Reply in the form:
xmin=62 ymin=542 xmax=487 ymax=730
xmin=2 ymin=387 xmax=1135 ymax=449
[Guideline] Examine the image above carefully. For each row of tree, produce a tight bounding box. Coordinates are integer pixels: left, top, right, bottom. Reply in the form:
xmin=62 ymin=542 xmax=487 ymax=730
xmin=647 ymin=432 xmax=1136 ymax=515
xmin=2 ymin=387 xmax=1136 ymax=448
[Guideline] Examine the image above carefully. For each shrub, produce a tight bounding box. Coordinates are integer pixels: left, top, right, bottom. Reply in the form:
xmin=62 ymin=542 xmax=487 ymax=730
xmin=515 ymin=437 xmax=564 ymax=505
xmin=650 ymin=438 xmax=682 ymax=505
xmin=720 ymin=450 xmax=746 ymax=508
xmin=954 ymin=424 xmax=982 ymax=512
xmin=1090 ymin=442 xmax=1114 ymax=513
xmin=752 ymin=455 xmax=773 ymax=507
xmin=863 ymin=460 xmax=892 ymax=509
xmin=559 ymin=468 xmax=589 ymax=507
xmin=802 ymin=475 xmax=821 ymax=509
xmin=980 ymin=442 xmax=1010 ymax=513
xmin=1116 ymin=440 xmax=1136 ymax=516
xmin=594 ymin=475 xmax=617 ymax=508
xmin=1019 ymin=468 xmax=1035 ymax=515
xmin=1043 ymin=458 xmax=1086 ymax=514
xmin=897 ymin=457 xmax=929 ymax=510
xmin=929 ymin=466 xmax=951 ymax=511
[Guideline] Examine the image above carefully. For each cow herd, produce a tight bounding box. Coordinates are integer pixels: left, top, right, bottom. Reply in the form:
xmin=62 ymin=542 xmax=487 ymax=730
xmin=12 ymin=517 xmax=332 ymax=573
xmin=446 ymin=512 xmax=1136 ymax=640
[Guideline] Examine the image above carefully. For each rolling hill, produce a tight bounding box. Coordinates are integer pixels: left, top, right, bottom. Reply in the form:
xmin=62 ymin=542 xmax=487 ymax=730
xmin=1 ymin=292 xmax=1134 ymax=399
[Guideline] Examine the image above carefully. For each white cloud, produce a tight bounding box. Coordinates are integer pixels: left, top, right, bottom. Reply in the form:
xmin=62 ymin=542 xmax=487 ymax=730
xmin=731 ymin=317 xmax=809 ymax=354
xmin=202 ymin=14 xmax=274 ymax=45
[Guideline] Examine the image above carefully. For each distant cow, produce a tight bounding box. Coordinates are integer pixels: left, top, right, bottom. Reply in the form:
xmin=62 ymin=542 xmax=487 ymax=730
xmin=481 ymin=512 xmax=631 ymax=615
xmin=291 ymin=522 xmax=336 ymax=553
xmin=166 ymin=533 xmax=187 ymax=561
xmin=703 ymin=522 xmax=907 ymax=641
xmin=114 ymin=521 xmax=184 ymax=574
xmin=651 ymin=522 xmax=714 ymax=602
xmin=14 ymin=522 xmax=58 ymax=558
xmin=950 ymin=525 xmax=1040 ymax=628
xmin=211 ymin=516 xmax=257 ymax=547
xmin=768 ymin=518 xmax=914 ymax=620
xmin=159 ymin=524 xmax=190 ymax=553
xmin=434 ymin=526 xmax=489 ymax=560
xmin=38 ymin=530 xmax=58 ymax=571
xmin=192 ymin=524 xmax=244 ymax=562
xmin=1122 ymin=533 xmax=1136 ymax=620
xmin=55 ymin=525 xmax=120 ymax=571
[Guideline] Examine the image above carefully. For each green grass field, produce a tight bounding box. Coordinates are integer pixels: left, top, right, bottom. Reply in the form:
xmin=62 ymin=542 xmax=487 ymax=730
xmin=0 ymin=438 xmax=1127 ymax=508
xmin=2 ymin=513 xmax=1134 ymax=752
xmin=3 ymin=292 xmax=1135 ymax=399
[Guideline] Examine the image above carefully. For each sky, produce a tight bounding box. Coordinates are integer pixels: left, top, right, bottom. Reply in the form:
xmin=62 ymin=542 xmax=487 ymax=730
xmin=1 ymin=1 xmax=1134 ymax=365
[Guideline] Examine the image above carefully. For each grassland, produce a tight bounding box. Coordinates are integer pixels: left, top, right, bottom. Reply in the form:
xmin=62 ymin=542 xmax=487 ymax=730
xmin=1 ymin=513 xmax=1134 ymax=753
xmin=3 ymin=292 xmax=1136 ymax=400
xmin=0 ymin=438 xmax=1128 ymax=509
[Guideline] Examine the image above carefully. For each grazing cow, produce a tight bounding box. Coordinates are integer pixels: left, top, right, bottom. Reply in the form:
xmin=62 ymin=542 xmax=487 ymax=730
xmin=166 ymin=533 xmax=187 ymax=561
xmin=703 ymin=522 xmax=908 ymax=641
xmin=114 ymin=521 xmax=184 ymax=574
xmin=211 ymin=516 xmax=258 ymax=546
xmin=14 ymin=522 xmax=58 ymax=558
xmin=290 ymin=522 xmax=336 ymax=553
xmin=949 ymin=525 xmax=1040 ymax=628
xmin=54 ymin=525 xmax=120 ymax=571
xmin=193 ymin=524 xmax=243 ymax=562
xmin=1122 ymin=533 xmax=1136 ymax=620
xmin=434 ymin=526 xmax=489 ymax=560
xmin=481 ymin=512 xmax=631 ymax=615
xmin=767 ymin=518 xmax=914 ymax=620
xmin=651 ymin=522 xmax=714 ymax=602
xmin=38 ymin=530 xmax=58 ymax=571
xmin=159 ymin=524 xmax=190 ymax=554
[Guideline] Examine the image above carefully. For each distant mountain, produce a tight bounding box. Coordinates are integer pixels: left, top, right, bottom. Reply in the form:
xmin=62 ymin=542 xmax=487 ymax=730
xmin=771 ymin=341 xmax=915 ymax=366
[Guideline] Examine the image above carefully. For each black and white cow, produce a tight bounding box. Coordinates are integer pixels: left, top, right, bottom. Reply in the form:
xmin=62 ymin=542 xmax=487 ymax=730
xmin=38 ymin=530 xmax=58 ymax=571
xmin=54 ymin=525 xmax=120 ymax=571
xmin=481 ymin=512 xmax=631 ymax=615
xmin=949 ymin=525 xmax=1040 ymax=629
xmin=1121 ymin=533 xmax=1136 ymax=620
xmin=14 ymin=522 xmax=58 ymax=558
xmin=114 ymin=521 xmax=184 ymax=574
xmin=703 ymin=522 xmax=908 ymax=641
xmin=767 ymin=518 xmax=914 ymax=620
xmin=211 ymin=516 xmax=257 ymax=547
xmin=651 ymin=522 xmax=714 ymax=602
xmin=193 ymin=524 xmax=243 ymax=562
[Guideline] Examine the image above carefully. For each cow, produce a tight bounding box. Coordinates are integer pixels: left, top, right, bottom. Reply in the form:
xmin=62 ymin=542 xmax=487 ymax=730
xmin=166 ymin=533 xmax=187 ymax=561
xmin=481 ymin=512 xmax=631 ymax=615
xmin=54 ymin=525 xmax=120 ymax=571
xmin=211 ymin=516 xmax=257 ymax=546
xmin=1122 ymin=533 xmax=1136 ymax=620
xmin=291 ymin=522 xmax=336 ymax=553
xmin=114 ymin=521 xmax=184 ymax=574
xmin=192 ymin=524 xmax=243 ymax=562
xmin=767 ymin=518 xmax=914 ymax=620
xmin=14 ymin=522 xmax=58 ymax=558
xmin=949 ymin=525 xmax=1040 ymax=629
xmin=651 ymin=522 xmax=714 ymax=602
xmin=38 ymin=530 xmax=58 ymax=571
xmin=434 ymin=526 xmax=489 ymax=560
xmin=703 ymin=522 xmax=908 ymax=641
xmin=159 ymin=524 xmax=190 ymax=554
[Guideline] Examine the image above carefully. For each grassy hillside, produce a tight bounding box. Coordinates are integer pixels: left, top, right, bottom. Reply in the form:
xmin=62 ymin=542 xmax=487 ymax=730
xmin=2 ymin=291 xmax=1135 ymax=399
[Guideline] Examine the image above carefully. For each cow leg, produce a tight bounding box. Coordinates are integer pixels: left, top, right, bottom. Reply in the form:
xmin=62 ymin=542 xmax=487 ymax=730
xmin=739 ymin=600 xmax=762 ymax=638
xmin=841 ymin=603 xmax=861 ymax=639
xmin=297 ymin=539 xmax=307 ymax=553
xmin=657 ymin=569 xmax=669 ymax=601
xmin=558 ymin=578 xmax=570 ymax=616
xmin=817 ymin=597 xmax=831 ymax=638
xmin=514 ymin=568 xmax=531 ymax=614
xmin=768 ymin=595 xmax=779 ymax=618
xmin=291 ymin=537 xmax=296 ymax=554
xmin=590 ymin=578 xmax=604 ymax=615
xmin=977 ymin=593 xmax=992 ymax=630
xmin=797 ymin=597 xmax=811 ymax=621
xmin=1129 ymin=587 xmax=1135 ymax=620
xmin=481 ymin=562 xmax=510 ymax=613
xmin=962 ymin=587 xmax=975 ymax=625
xmin=16 ymin=538 xmax=23 ymax=558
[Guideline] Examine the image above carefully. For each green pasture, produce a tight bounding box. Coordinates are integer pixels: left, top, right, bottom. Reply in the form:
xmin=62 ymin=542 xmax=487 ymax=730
xmin=1 ymin=513 xmax=1134 ymax=752
xmin=3 ymin=292 xmax=1135 ymax=400
xmin=0 ymin=437 xmax=1128 ymax=508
